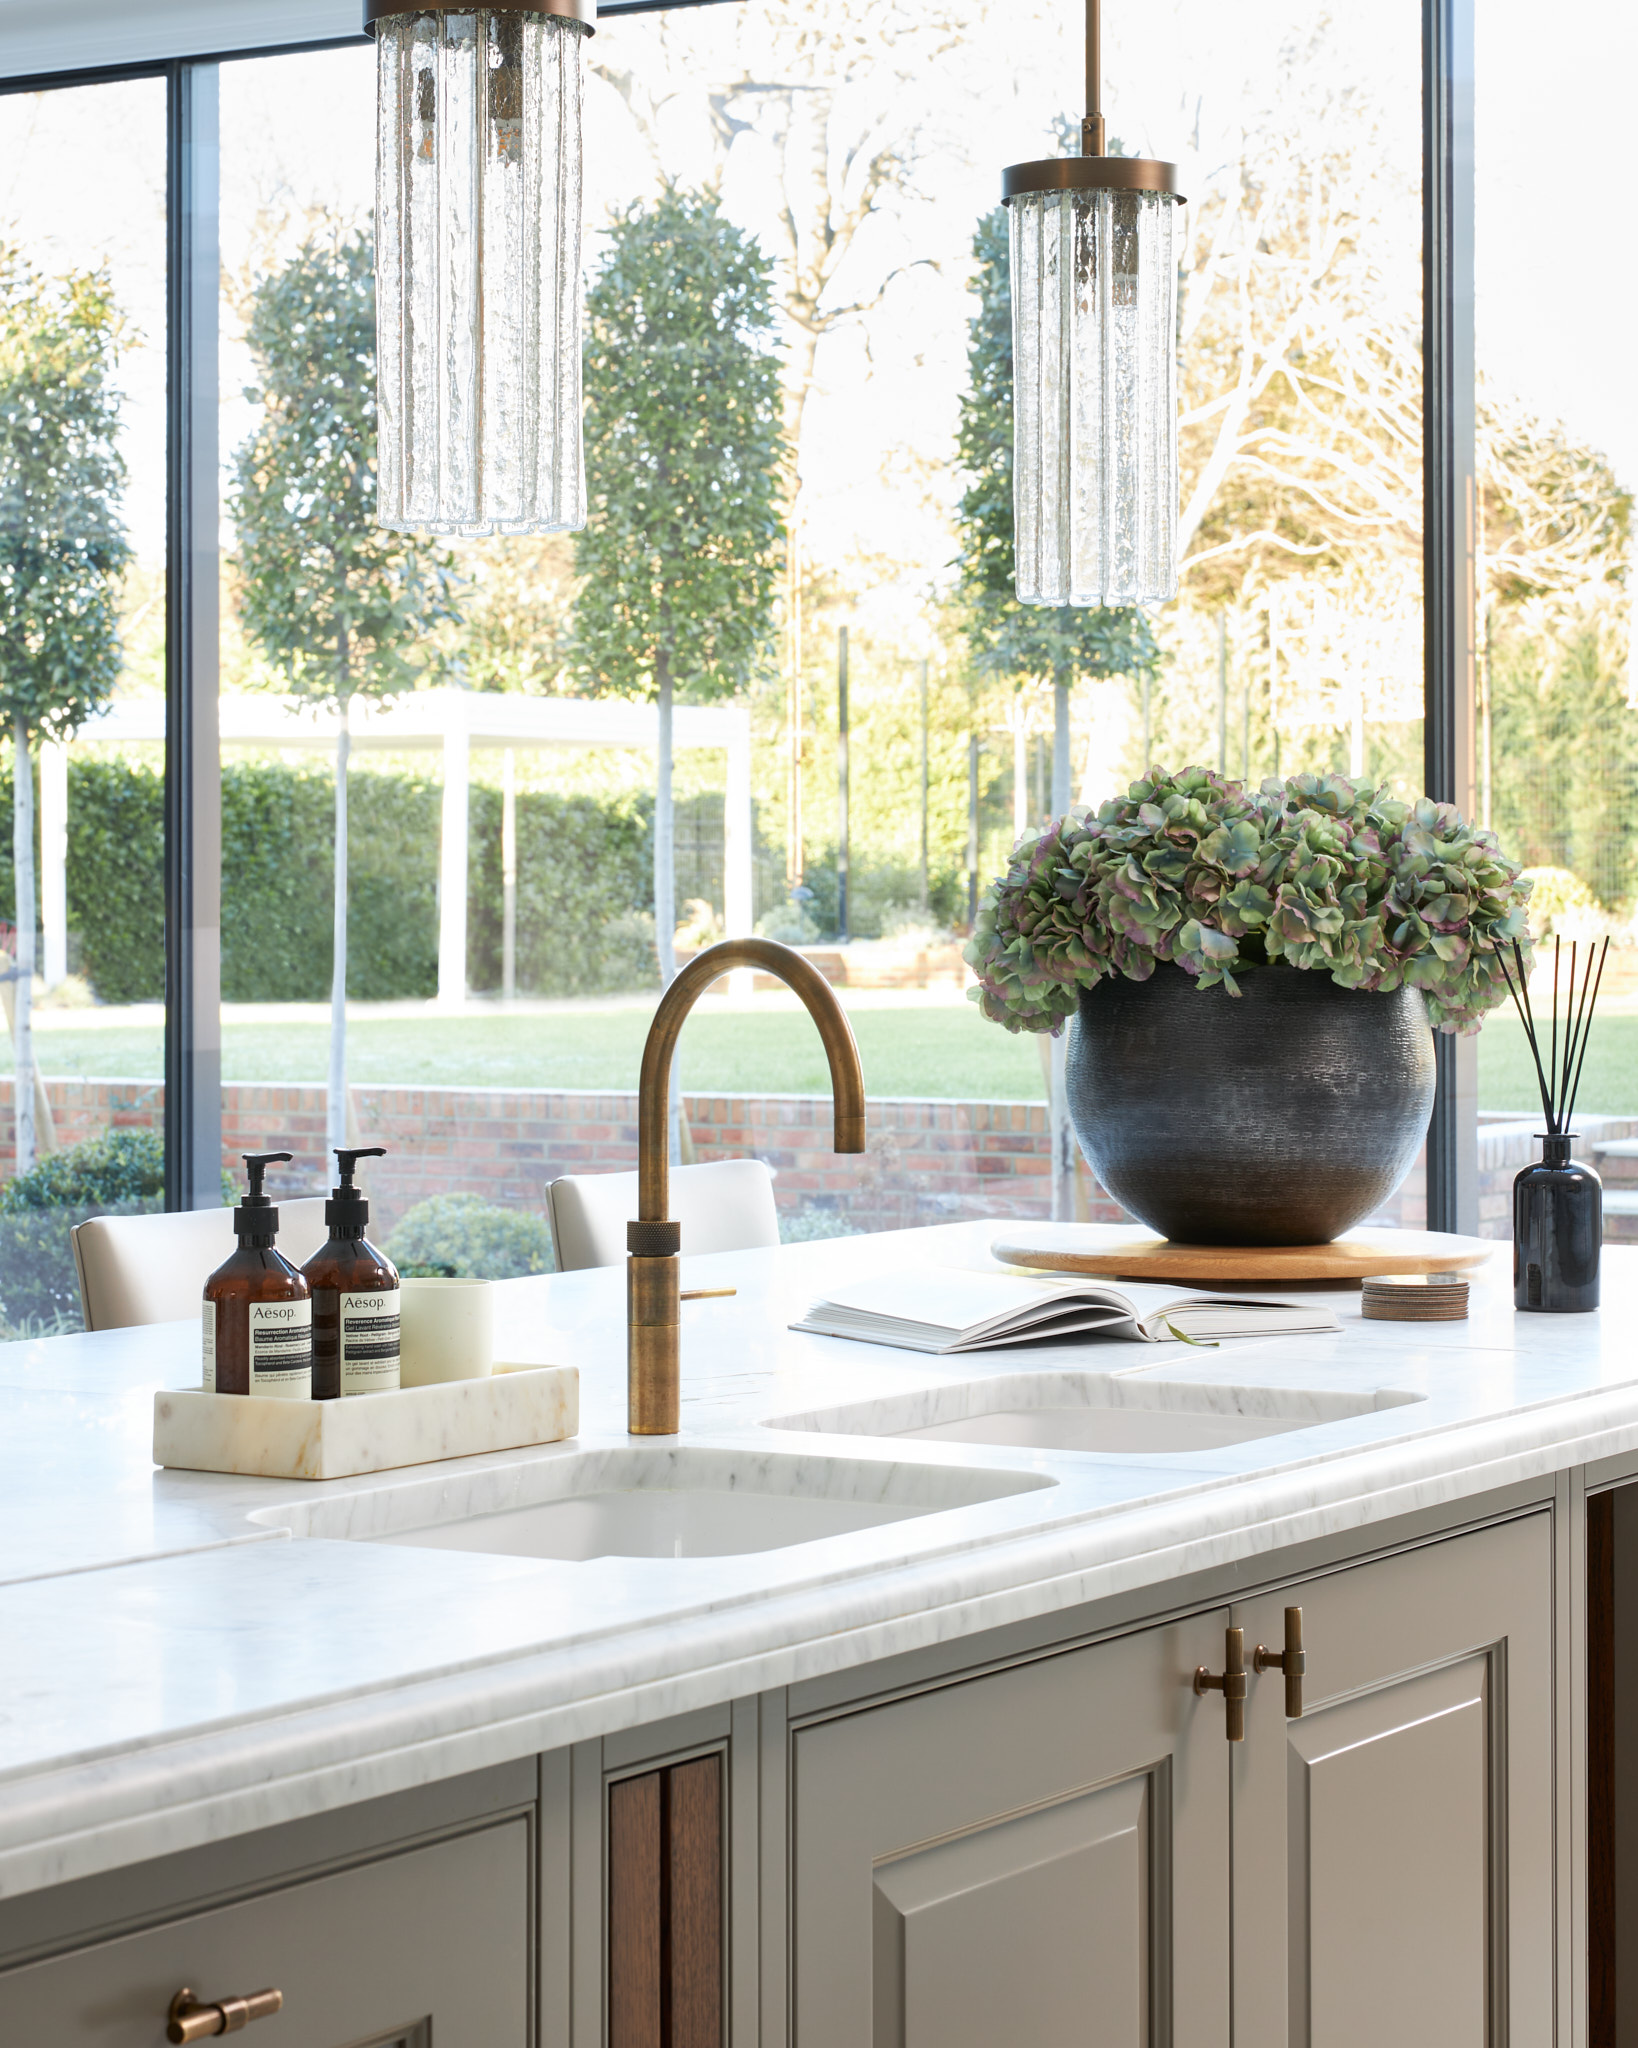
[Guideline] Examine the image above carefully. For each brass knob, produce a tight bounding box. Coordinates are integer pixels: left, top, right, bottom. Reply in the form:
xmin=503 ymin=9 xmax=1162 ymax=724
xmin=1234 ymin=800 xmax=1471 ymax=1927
xmin=167 ymin=1987 xmax=283 ymax=2042
xmin=1193 ymin=1625 xmax=1248 ymax=1741
xmin=1254 ymin=1606 xmax=1306 ymax=1718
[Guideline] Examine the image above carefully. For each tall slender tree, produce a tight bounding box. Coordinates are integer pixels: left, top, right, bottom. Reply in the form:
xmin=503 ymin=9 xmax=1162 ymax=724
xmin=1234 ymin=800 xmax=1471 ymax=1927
xmin=232 ymin=230 xmax=457 ymax=1159
xmin=956 ymin=204 xmax=1160 ymax=798
xmin=955 ymin=204 xmax=1158 ymax=1223
xmin=573 ymin=186 xmax=784 ymax=1153
xmin=0 ymin=249 xmax=131 ymax=1173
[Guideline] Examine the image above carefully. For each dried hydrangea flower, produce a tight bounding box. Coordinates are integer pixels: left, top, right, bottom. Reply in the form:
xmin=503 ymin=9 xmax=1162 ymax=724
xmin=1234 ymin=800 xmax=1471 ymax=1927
xmin=964 ymin=766 xmax=1533 ymax=1036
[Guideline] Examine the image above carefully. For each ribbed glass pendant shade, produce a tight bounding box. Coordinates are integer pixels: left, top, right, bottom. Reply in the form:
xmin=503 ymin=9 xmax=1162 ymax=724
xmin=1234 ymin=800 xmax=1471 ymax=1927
xmin=1009 ymin=186 xmax=1180 ymax=607
xmin=375 ymin=8 xmax=587 ymax=535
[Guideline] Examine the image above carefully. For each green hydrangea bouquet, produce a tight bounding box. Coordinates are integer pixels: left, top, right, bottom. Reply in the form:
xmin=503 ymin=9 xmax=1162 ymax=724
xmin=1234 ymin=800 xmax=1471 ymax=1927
xmin=965 ymin=766 xmax=1533 ymax=1037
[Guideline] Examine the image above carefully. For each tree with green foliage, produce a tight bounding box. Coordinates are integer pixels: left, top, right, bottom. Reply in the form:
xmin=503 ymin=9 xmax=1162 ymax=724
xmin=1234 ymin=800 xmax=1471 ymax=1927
xmin=0 ymin=247 xmax=132 ymax=1173
xmin=955 ymin=205 xmax=1159 ymax=1224
xmin=573 ymin=186 xmax=785 ymax=1038
xmin=231 ymin=230 xmax=458 ymax=1158
xmin=955 ymin=206 xmax=1159 ymax=816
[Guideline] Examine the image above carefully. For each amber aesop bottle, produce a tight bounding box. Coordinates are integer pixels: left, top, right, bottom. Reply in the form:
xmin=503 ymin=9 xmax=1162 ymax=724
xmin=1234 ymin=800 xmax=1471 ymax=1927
xmin=302 ymin=1146 xmax=401 ymax=1400
xmin=203 ymin=1151 xmax=313 ymax=1399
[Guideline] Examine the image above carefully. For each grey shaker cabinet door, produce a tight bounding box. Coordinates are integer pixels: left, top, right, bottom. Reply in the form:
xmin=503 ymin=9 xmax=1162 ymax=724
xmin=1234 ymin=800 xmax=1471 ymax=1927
xmin=790 ymin=1609 xmax=1231 ymax=2048
xmin=0 ymin=1816 xmax=530 ymax=2047
xmin=1234 ymin=1514 xmax=1554 ymax=2048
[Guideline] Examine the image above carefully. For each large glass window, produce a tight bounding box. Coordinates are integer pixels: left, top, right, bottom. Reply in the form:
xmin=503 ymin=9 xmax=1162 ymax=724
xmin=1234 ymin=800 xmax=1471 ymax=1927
xmin=0 ymin=4 xmax=1455 ymax=1296
xmin=147 ymin=4 xmax=1429 ymax=1270
xmin=0 ymin=76 xmax=168 ymax=1334
xmin=1475 ymin=0 xmax=1638 ymax=1215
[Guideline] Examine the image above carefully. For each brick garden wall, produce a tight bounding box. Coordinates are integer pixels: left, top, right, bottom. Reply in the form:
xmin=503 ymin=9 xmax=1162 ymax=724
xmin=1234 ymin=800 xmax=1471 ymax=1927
xmin=14 ymin=1075 xmax=1636 ymax=1246
xmin=10 ymin=1077 xmax=1122 ymax=1238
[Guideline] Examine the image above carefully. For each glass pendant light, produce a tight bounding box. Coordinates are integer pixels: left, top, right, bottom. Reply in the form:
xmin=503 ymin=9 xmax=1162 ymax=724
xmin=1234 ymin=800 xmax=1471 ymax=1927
xmin=367 ymin=0 xmax=594 ymax=536
xmin=1003 ymin=0 xmax=1183 ymax=606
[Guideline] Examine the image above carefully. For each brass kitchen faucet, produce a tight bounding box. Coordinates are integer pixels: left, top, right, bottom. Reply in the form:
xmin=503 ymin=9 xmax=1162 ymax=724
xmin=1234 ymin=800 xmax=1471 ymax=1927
xmin=627 ymin=940 xmax=866 ymax=1433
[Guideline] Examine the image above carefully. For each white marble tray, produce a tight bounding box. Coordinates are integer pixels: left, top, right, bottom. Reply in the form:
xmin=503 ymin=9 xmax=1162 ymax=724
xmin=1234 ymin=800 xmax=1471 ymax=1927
xmin=152 ymin=1366 xmax=578 ymax=1481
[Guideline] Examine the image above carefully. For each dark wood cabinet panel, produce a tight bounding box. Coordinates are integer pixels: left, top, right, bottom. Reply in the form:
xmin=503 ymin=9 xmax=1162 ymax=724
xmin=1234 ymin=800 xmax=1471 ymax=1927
xmin=608 ymin=1756 xmax=723 ymax=2048
xmin=667 ymin=1757 xmax=723 ymax=2048
xmin=610 ymin=1772 xmax=664 ymax=2048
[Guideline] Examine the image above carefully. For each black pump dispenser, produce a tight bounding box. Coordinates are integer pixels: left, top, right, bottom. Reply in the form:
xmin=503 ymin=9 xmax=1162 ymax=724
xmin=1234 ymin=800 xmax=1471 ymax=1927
xmin=326 ymin=1146 xmax=386 ymax=1239
xmin=234 ymin=1152 xmax=292 ymax=1243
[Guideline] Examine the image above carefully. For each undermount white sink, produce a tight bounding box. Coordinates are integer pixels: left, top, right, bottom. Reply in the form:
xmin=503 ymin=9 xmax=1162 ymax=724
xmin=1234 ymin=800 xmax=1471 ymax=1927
xmin=251 ymin=1445 xmax=1054 ymax=1562
xmin=766 ymin=1370 xmax=1425 ymax=1456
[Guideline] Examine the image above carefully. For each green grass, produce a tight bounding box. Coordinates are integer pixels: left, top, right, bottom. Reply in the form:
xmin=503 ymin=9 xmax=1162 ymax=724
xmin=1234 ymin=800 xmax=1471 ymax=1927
xmin=32 ymin=1004 xmax=1638 ymax=1113
xmin=1476 ymin=1011 xmax=1638 ymax=1116
xmin=33 ymin=1005 xmax=1049 ymax=1102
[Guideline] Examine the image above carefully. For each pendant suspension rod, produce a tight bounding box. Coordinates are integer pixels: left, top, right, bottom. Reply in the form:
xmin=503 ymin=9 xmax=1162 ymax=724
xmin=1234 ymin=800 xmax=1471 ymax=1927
xmin=1082 ymin=0 xmax=1106 ymax=156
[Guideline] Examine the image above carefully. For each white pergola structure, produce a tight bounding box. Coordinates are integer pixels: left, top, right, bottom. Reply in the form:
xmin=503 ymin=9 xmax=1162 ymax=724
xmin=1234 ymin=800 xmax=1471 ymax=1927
xmin=47 ymin=688 xmax=754 ymax=1005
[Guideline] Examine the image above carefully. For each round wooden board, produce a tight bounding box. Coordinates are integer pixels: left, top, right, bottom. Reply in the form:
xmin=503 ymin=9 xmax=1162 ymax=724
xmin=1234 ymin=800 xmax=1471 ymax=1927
xmin=990 ymin=1223 xmax=1497 ymax=1284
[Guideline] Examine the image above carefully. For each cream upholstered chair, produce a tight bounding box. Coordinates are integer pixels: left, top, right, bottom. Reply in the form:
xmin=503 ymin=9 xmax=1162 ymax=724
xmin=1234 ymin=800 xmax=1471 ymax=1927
xmin=71 ymin=1196 xmax=330 ymax=1333
xmin=546 ymin=1159 xmax=779 ymax=1273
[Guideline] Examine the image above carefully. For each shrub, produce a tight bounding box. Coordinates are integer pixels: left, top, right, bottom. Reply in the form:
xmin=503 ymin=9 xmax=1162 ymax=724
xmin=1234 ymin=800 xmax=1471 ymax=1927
xmin=1 ymin=1127 xmax=167 ymax=1214
xmin=779 ymin=1204 xmax=860 ymax=1243
xmin=385 ymin=1193 xmax=554 ymax=1279
xmin=0 ymin=1128 xmax=168 ymax=1328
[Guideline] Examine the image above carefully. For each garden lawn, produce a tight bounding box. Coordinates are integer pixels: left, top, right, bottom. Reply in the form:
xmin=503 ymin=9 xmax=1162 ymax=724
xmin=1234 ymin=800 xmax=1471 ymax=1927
xmin=32 ymin=1004 xmax=1638 ymax=1113
xmin=33 ymin=1002 xmax=1049 ymax=1103
xmin=1473 ymin=1010 xmax=1638 ymax=1116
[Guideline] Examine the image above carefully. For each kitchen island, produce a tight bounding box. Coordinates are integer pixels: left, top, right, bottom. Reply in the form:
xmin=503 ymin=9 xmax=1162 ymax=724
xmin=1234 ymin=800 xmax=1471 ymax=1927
xmin=0 ymin=1218 xmax=1632 ymax=2045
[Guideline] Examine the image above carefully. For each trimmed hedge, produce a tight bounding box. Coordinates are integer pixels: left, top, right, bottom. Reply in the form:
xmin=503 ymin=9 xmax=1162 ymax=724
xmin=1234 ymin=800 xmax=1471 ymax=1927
xmin=54 ymin=758 xmax=442 ymax=1005
xmin=0 ymin=755 xmax=784 ymax=1002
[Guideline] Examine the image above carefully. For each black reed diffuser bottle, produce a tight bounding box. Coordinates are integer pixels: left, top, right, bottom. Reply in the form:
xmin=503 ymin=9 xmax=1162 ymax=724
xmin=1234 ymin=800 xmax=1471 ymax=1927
xmin=1498 ymin=936 xmax=1608 ymax=1313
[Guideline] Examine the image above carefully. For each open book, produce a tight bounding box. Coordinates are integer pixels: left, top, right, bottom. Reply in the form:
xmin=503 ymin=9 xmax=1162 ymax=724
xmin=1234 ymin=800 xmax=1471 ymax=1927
xmin=789 ymin=1267 xmax=1340 ymax=1354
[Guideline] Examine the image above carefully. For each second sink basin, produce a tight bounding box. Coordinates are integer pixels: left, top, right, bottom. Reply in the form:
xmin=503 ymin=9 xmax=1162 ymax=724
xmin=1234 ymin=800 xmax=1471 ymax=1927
xmin=252 ymin=1444 xmax=1053 ymax=1561
xmin=766 ymin=1370 xmax=1425 ymax=1456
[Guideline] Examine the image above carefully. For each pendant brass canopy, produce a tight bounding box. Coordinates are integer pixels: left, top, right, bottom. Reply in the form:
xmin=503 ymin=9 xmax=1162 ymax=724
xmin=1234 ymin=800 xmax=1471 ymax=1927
xmin=1002 ymin=155 xmax=1181 ymax=203
xmin=999 ymin=0 xmax=1185 ymax=608
xmin=364 ymin=0 xmax=594 ymax=28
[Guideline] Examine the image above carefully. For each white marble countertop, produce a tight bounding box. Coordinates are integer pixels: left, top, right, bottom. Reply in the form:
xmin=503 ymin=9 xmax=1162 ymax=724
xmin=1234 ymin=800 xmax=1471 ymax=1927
xmin=2 ymin=1219 xmax=1635 ymax=1901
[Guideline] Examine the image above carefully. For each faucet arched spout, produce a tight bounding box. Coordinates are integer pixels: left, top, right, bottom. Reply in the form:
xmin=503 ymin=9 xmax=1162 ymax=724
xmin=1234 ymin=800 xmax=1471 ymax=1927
xmin=635 ymin=939 xmax=866 ymax=1224
xmin=627 ymin=938 xmax=867 ymax=1433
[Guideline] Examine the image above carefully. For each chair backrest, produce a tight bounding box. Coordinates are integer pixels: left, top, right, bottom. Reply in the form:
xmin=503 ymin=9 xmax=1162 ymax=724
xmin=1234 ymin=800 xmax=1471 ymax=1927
xmin=71 ymin=1195 xmax=331 ymax=1332
xmin=546 ymin=1158 xmax=779 ymax=1272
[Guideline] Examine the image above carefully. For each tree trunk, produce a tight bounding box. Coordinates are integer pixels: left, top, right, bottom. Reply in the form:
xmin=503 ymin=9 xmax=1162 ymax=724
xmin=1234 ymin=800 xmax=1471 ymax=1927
xmin=1012 ymin=701 xmax=1027 ymax=842
xmin=653 ymin=655 xmax=681 ymax=1167
xmin=1049 ymin=679 xmax=1072 ymax=1224
xmin=328 ymin=693 xmax=351 ymax=1164
xmin=12 ymin=716 xmax=34 ymax=1177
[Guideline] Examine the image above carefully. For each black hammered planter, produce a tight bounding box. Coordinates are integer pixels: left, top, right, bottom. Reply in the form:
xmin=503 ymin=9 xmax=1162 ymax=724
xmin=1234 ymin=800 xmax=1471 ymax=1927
xmin=1063 ymin=964 xmax=1437 ymax=1245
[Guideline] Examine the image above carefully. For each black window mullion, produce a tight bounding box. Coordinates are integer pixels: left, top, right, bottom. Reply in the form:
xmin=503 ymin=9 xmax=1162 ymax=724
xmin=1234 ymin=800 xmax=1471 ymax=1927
xmin=164 ymin=58 xmax=222 ymax=1212
xmin=1423 ymin=0 xmax=1479 ymax=1234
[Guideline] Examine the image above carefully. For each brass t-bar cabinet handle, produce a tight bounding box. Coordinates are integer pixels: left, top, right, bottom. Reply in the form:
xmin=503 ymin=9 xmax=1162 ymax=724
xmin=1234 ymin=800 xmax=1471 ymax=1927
xmin=1254 ymin=1606 xmax=1306 ymax=1718
xmin=1194 ymin=1625 xmax=1248 ymax=1741
xmin=167 ymin=1987 xmax=283 ymax=2041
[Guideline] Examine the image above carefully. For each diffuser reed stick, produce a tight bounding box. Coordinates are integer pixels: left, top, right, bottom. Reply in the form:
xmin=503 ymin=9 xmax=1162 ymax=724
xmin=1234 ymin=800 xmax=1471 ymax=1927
xmin=1495 ymin=936 xmax=1609 ymax=1135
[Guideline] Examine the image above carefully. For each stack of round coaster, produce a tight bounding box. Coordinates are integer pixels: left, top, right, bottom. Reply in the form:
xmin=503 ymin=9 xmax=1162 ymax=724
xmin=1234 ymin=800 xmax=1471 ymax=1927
xmin=1361 ymin=1271 xmax=1469 ymax=1321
